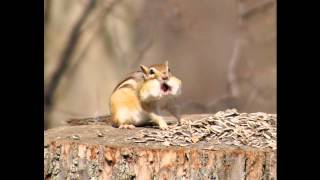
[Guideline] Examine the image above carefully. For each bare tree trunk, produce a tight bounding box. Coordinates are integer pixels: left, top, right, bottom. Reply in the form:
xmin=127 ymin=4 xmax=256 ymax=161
xmin=44 ymin=0 xmax=96 ymax=128
xmin=44 ymin=114 xmax=276 ymax=180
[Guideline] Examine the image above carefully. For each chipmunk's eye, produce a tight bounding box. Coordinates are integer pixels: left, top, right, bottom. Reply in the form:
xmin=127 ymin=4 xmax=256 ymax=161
xmin=168 ymin=68 xmax=171 ymax=72
xmin=149 ymin=69 xmax=155 ymax=75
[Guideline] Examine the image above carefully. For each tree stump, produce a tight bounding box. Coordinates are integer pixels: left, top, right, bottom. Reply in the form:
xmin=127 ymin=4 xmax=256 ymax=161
xmin=44 ymin=113 xmax=276 ymax=180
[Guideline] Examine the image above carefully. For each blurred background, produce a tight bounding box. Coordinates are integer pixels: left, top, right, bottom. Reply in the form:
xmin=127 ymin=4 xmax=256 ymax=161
xmin=44 ymin=0 xmax=276 ymax=129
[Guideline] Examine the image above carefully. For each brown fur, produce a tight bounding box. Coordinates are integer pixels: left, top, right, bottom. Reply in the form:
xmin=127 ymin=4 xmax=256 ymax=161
xmin=110 ymin=61 xmax=183 ymax=129
xmin=110 ymin=88 xmax=143 ymax=127
xmin=140 ymin=61 xmax=171 ymax=81
xmin=112 ymin=71 xmax=144 ymax=93
xmin=150 ymin=64 xmax=167 ymax=70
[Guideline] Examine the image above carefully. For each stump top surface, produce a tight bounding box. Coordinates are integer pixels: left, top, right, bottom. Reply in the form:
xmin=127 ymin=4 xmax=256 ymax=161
xmin=45 ymin=113 xmax=276 ymax=152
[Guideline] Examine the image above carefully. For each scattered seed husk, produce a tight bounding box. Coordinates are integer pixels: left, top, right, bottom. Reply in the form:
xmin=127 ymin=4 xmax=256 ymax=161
xmin=134 ymin=139 xmax=147 ymax=143
xmin=191 ymin=136 xmax=200 ymax=143
xmin=97 ymin=131 xmax=104 ymax=137
xmin=163 ymin=141 xmax=171 ymax=146
xmin=68 ymin=135 xmax=80 ymax=140
xmin=129 ymin=109 xmax=276 ymax=149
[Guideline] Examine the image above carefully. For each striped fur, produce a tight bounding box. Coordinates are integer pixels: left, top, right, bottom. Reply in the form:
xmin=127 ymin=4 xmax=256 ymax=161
xmin=112 ymin=71 xmax=144 ymax=93
xmin=110 ymin=61 xmax=182 ymax=129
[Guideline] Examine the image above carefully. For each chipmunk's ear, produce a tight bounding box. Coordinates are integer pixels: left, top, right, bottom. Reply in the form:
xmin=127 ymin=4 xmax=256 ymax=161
xmin=140 ymin=64 xmax=149 ymax=74
xmin=165 ymin=60 xmax=169 ymax=67
xmin=164 ymin=60 xmax=170 ymax=72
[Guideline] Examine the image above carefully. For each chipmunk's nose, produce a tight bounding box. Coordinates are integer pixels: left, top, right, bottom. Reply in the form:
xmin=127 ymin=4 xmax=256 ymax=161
xmin=162 ymin=76 xmax=169 ymax=80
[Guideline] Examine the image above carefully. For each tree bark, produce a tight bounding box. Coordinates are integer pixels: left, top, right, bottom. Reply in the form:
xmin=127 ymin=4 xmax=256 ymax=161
xmin=44 ymin=114 xmax=276 ymax=180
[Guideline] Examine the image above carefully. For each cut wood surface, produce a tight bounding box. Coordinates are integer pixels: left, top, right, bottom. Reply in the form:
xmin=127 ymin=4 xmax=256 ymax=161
xmin=44 ymin=111 xmax=276 ymax=180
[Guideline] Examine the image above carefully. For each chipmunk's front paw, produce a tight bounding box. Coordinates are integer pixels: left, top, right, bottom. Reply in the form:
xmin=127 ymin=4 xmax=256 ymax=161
xmin=119 ymin=124 xmax=136 ymax=129
xmin=158 ymin=121 xmax=168 ymax=130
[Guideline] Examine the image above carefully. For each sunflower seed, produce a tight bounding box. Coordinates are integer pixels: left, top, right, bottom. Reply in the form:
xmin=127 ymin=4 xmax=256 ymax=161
xmin=129 ymin=109 xmax=276 ymax=149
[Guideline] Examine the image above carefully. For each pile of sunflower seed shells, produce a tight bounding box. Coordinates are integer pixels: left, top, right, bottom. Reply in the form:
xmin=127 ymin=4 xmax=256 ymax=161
xmin=128 ymin=109 xmax=276 ymax=150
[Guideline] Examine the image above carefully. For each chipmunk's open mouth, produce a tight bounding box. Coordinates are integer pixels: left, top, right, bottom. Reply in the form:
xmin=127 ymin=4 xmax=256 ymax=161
xmin=161 ymin=82 xmax=171 ymax=93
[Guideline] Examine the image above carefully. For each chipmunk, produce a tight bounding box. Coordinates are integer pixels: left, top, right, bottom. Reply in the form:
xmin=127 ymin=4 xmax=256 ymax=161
xmin=110 ymin=61 xmax=185 ymax=130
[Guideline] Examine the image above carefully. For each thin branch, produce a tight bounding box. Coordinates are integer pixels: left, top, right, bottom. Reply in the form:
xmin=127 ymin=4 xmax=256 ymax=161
xmin=44 ymin=0 xmax=52 ymax=29
xmin=67 ymin=28 xmax=98 ymax=77
xmin=44 ymin=0 xmax=96 ymax=110
xmin=207 ymin=38 xmax=245 ymax=108
xmin=80 ymin=0 xmax=125 ymax=34
xmin=239 ymin=0 xmax=275 ymax=19
xmin=227 ymin=38 xmax=245 ymax=97
xmin=243 ymin=86 xmax=259 ymax=110
xmin=70 ymin=0 xmax=125 ymax=73
xmin=130 ymin=38 xmax=154 ymax=68
xmin=207 ymin=0 xmax=275 ymax=112
xmin=207 ymin=94 xmax=231 ymax=107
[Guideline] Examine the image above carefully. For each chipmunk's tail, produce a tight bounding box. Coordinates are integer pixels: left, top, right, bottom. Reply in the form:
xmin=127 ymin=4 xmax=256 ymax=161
xmin=67 ymin=114 xmax=112 ymax=126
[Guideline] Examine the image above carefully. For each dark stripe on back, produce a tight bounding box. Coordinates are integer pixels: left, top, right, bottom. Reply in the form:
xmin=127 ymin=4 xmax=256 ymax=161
xmin=118 ymin=83 xmax=135 ymax=90
xmin=112 ymin=71 xmax=144 ymax=93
